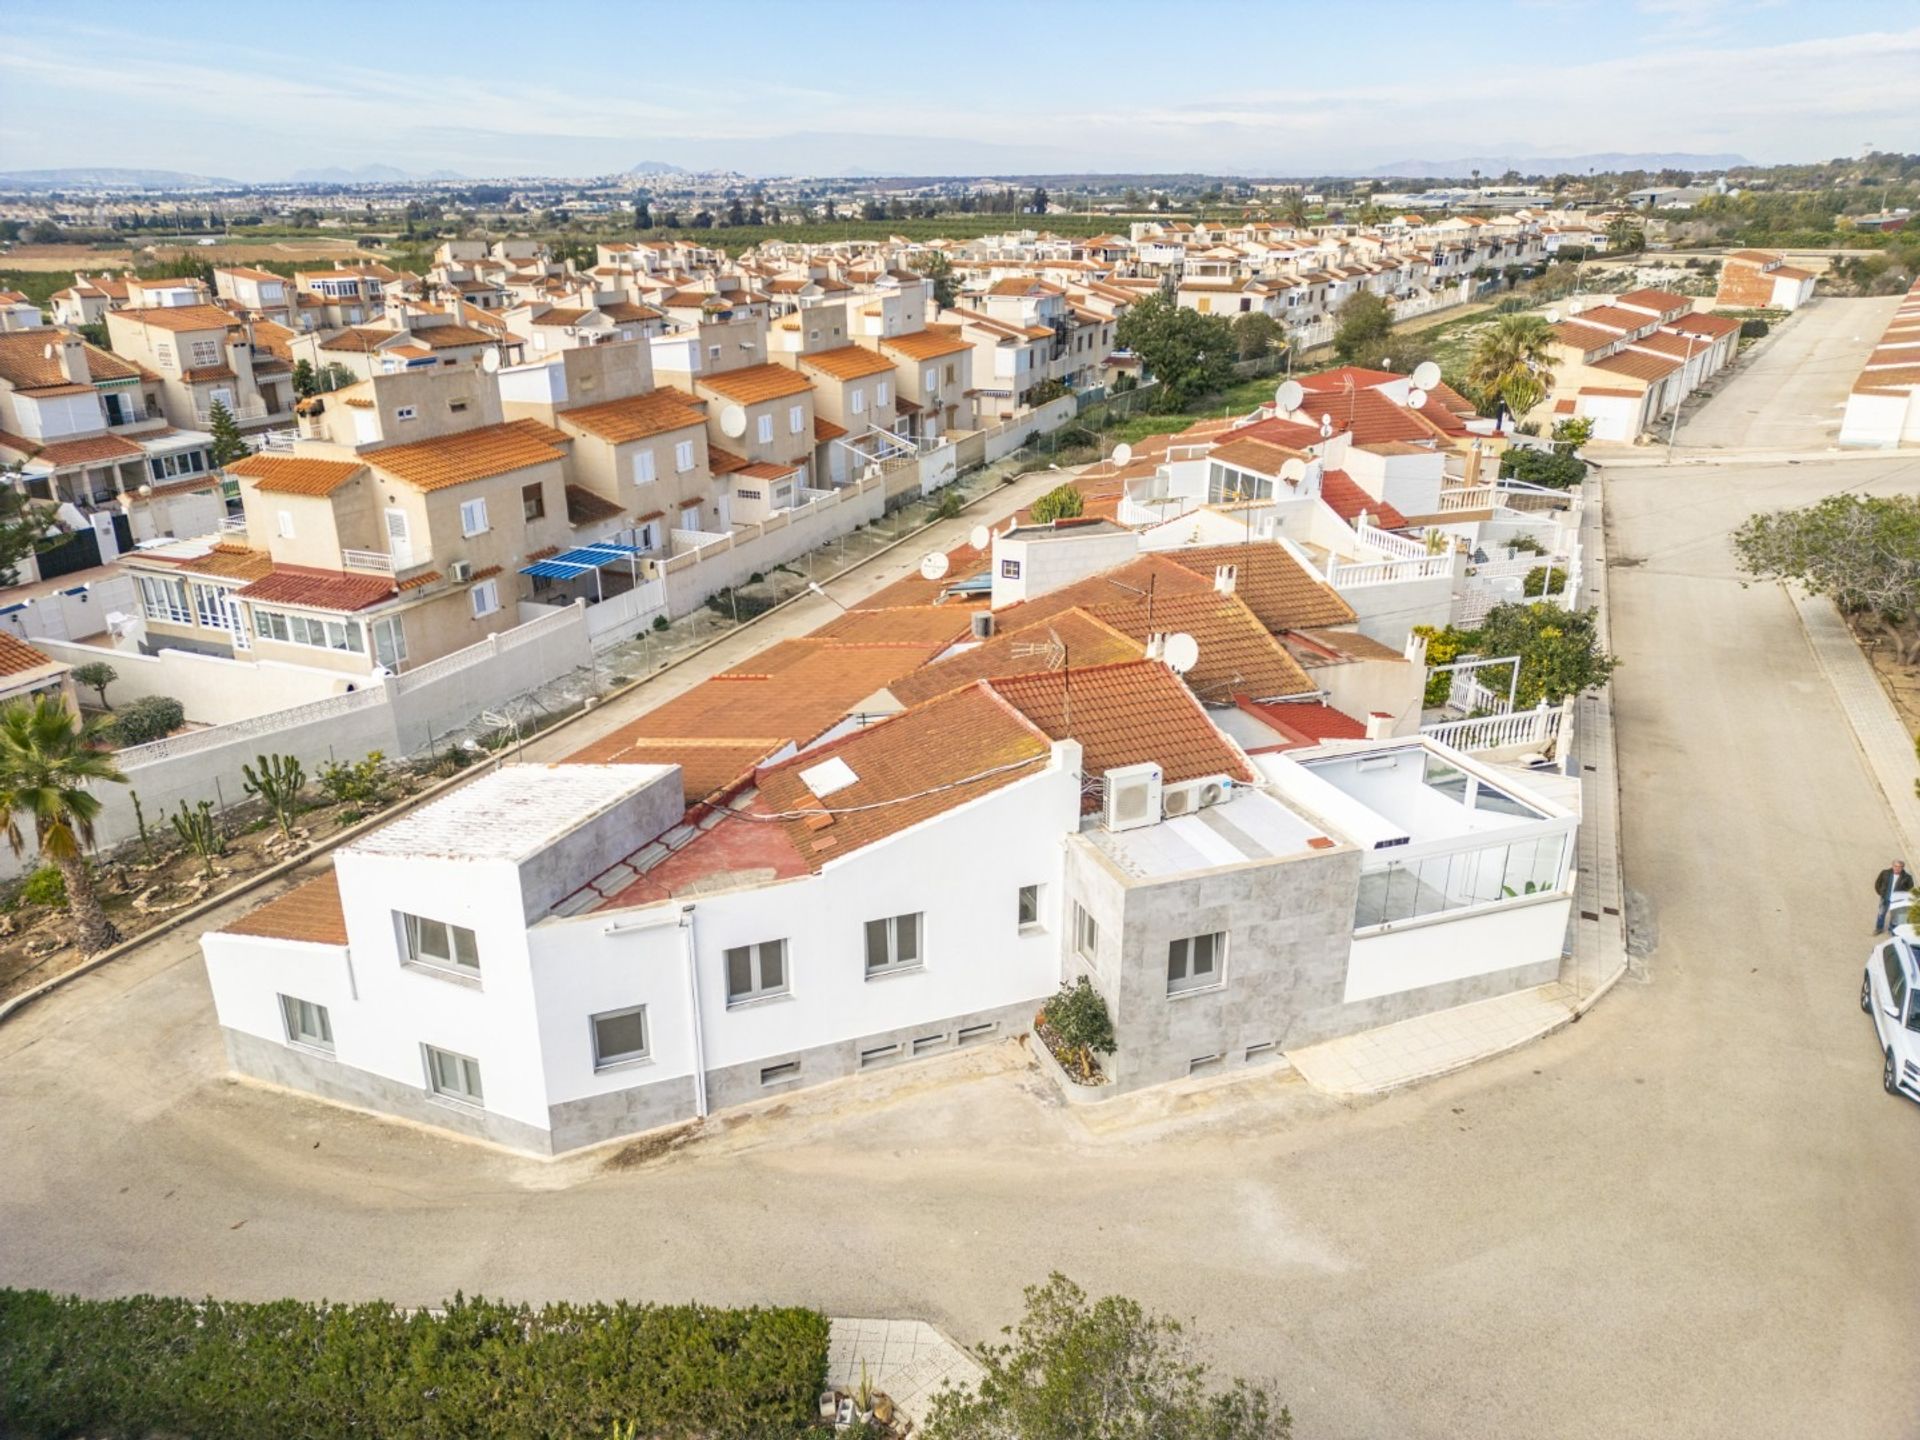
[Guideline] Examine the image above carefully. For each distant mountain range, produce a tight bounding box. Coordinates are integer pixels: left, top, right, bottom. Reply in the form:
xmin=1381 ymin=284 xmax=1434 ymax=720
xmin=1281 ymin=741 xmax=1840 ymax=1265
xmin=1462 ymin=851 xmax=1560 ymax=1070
xmin=287 ymin=164 xmax=468 ymax=183
xmin=627 ymin=161 xmax=686 ymax=176
xmin=1365 ymin=152 xmax=1750 ymax=180
xmin=0 ymin=167 xmax=239 ymax=190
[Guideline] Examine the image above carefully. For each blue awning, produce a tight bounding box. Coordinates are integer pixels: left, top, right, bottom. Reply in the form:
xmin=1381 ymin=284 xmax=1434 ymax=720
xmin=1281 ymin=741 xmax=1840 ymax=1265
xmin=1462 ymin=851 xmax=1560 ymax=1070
xmin=944 ymin=572 xmax=992 ymax=595
xmin=519 ymin=541 xmax=645 ymax=580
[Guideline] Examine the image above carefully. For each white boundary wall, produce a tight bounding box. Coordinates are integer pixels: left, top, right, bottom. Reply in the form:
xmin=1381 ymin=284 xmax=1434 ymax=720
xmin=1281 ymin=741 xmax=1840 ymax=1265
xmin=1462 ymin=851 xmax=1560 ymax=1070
xmin=31 ymin=639 xmax=352 ymax=725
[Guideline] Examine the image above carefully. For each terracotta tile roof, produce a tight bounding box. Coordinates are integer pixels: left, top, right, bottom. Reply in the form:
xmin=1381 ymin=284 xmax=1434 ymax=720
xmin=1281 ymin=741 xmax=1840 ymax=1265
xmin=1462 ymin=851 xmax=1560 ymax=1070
xmin=319 ymin=326 xmax=399 ymax=353
xmin=235 ymin=565 xmax=400 ymax=612
xmin=1289 ymin=626 xmax=1408 ymax=663
xmin=0 ymin=334 xmax=135 ymax=390
xmin=0 ymin=632 xmax=58 ymax=677
xmin=23 ymin=433 xmax=145 ymax=467
xmin=599 ymin=301 xmax=662 ymax=323
xmin=367 ymin=418 xmax=565 ymax=491
xmin=752 ymin=682 xmax=1053 ymax=869
xmin=887 ymin=607 xmax=1143 ymax=709
xmin=166 ymin=545 xmax=274 ymax=582
xmin=632 ymin=640 xmax=946 ymax=749
xmin=565 ymin=484 xmax=625 ymax=525
xmin=1162 ymin=542 xmax=1357 ymax=632
xmin=530 ymin=308 xmax=594 ymax=327
xmin=1615 ymin=288 xmax=1691 ymax=313
xmin=560 ymin=389 xmax=706 ymax=444
xmin=1230 ymin=415 xmax=1328 ymax=450
xmin=1666 ymin=312 xmax=1741 ymax=338
xmin=707 ymin=447 xmax=749 ymax=476
xmin=1588 ymin=350 xmax=1680 ymax=384
xmin=1318 ymin=469 xmax=1410 ymax=529
xmin=1627 ymin=331 xmax=1704 ymax=360
xmin=991 ymin=659 xmax=1255 ymax=809
xmin=117 ymin=304 xmax=239 ymax=333
xmin=409 ymin=324 xmax=497 ymax=348
xmin=1209 ymin=436 xmax=1310 ymax=475
xmin=222 ymin=870 xmax=348 ymax=946
xmin=879 ymin=325 xmax=971 ymax=361
xmin=814 ymin=415 xmax=848 ymax=442
xmin=1552 ymin=321 xmax=1620 ymax=354
xmin=1562 ymin=305 xmax=1655 ymax=333
xmin=227 ymin=453 xmax=365 ymax=496
xmin=736 ymin=461 xmax=798 ymax=481
xmin=1298 ymin=364 xmax=1404 ymax=391
xmin=800 ymin=345 xmax=896 ymax=382
xmin=810 ymin=605 xmax=977 ymax=648
xmin=181 ymin=365 xmax=237 ymax=383
xmin=562 ymin=733 xmax=784 ymax=805
xmin=697 ymin=363 xmax=813 ymax=405
xmin=1233 ymin=695 xmax=1368 ymax=750
xmin=1316 ymin=388 xmax=1443 ymax=446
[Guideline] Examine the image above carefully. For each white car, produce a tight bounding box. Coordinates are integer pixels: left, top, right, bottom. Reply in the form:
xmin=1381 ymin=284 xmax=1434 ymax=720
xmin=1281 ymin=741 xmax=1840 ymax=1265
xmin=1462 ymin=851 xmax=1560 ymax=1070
xmin=1862 ymin=895 xmax=1920 ymax=1103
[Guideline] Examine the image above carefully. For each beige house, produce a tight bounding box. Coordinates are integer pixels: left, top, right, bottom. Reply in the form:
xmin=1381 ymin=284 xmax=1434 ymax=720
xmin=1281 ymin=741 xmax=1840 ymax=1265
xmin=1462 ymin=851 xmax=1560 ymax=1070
xmin=869 ymin=324 xmax=974 ymax=440
xmin=213 ymin=266 xmax=295 ymax=324
xmin=49 ymin=274 xmax=131 ymax=329
xmin=688 ymin=362 xmax=818 ymax=493
xmin=102 ymin=305 xmax=294 ymax=434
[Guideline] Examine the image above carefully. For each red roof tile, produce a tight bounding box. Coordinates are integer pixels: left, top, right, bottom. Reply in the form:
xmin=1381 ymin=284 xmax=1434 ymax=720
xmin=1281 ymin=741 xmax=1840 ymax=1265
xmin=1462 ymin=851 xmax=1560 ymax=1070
xmin=1317 ymin=469 xmax=1409 ymax=529
xmin=235 ymin=566 xmax=399 ymax=612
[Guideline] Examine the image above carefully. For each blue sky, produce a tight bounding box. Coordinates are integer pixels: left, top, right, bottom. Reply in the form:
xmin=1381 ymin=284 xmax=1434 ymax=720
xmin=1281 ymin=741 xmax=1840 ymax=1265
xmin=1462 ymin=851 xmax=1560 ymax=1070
xmin=2 ymin=0 xmax=1914 ymax=180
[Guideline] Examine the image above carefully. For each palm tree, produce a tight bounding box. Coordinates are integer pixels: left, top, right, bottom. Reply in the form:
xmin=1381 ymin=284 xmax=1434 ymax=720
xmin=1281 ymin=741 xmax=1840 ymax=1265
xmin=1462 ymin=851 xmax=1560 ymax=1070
xmin=1280 ymin=193 xmax=1310 ymax=230
xmin=1465 ymin=313 xmax=1558 ymax=421
xmin=0 ymin=696 xmax=127 ymax=954
xmin=1605 ymin=217 xmax=1646 ymax=254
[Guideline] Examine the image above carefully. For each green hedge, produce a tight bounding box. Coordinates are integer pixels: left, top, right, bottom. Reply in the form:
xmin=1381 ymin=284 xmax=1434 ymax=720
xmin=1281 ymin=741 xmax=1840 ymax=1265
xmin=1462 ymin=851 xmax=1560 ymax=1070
xmin=0 ymin=1290 xmax=829 ymax=1439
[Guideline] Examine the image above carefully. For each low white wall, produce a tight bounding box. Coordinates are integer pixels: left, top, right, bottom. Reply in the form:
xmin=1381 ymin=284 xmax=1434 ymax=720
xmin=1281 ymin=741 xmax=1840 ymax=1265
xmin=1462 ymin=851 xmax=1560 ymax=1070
xmin=0 ymin=576 xmax=137 ymax=643
xmin=1343 ymin=574 xmax=1456 ymax=648
xmin=1837 ymin=389 xmax=1917 ymax=449
xmin=34 ymin=638 xmax=351 ymax=724
xmin=1344 ymin=894 xmax=1572 ymax=1003
xmin=980 ymin=394 xmax=1077 ymax=464
xmin=657 ymin=478 xmax=886 ymax=619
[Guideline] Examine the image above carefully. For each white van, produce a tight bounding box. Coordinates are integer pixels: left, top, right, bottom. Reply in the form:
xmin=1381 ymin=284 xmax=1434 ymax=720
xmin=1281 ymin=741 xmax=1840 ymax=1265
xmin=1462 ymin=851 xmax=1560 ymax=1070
xmin=1862 ymin=892 xmax=1920 ymax=1103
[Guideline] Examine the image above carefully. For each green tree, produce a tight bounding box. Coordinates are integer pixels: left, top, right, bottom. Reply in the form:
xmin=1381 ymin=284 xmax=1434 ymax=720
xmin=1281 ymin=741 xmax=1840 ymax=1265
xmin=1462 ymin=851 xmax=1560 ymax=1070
xmin=1231 ymin=310 xmax=1283 ymax=361
xmin=69 ymin=661 xmax=117 ymax=710
xmin=633 ymin=198 xmax=652 ymax=230
xmin=1037 ymin=978 xmax=1115 ymax=1082
xmin=1605 ymin=217 xmax=1647 ymax=253
xmin=1472 ymin=601 xmax=1616 ymax=706
xmin=923 ymin=1274 xmax=1291 ymax=1440
xmin=0 ymin=696 xmax=127 ymax=953
xmin=1029 ymin=482 xmax=1084 ymax=525
xmin=1733 ymin=493 xmax=1920 ymax=663
xmin=0 ymin=478 xmax=51 ymax=588
xmin=205 ymin=398 xmax=248 ymax=468
xmin=920 ymin=249 xmax=957 ymax=310
xmin=1464 ymin=313 xmax=1557 ymax=420
xmin=1030 ymin=186 xmax=1050 ymax=214
xmin=290 ymin=358 xmax=318 ymax=398
xmin=77 ymin=320 xmax=109 ymax=348
xmin=1114 ymin=292 xmax=1234 ymax=406
xmin=1332 ymin=291 xmax=1393 ymax=364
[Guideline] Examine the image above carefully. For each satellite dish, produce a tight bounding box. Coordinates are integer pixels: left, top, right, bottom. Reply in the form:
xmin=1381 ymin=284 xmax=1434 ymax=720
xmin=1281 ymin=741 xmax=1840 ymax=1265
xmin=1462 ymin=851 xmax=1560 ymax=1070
xmin=1110 ymin=441 xmax=1134 ymax=467
xmin=1408 ymin=387 xmax=1429 ymax=410
xmin=719 ymin=404 xmax=748 ymax=438
xmin=481 ymin=347 xmax=501 ymax=373
xmin=968 ymin=524 xmax=992 ymax=551
xmin=1279 ymin=457 xmax=1307 ymax=483
xmin=1319 ymin=414 xmax=1334 ymax=439
xmin=1162 ymin=632 xmax=1200 ymax=675
xmin=1545 ymin=309 xmax=1562 ymax=324
xmin=919 ymin=551 xmax=950 ymax=581
xmin=42 ymin=343 xmax=56 ymax=360
xmin=1275 ymin=379 xmax=1304 ymax=413
xmin=1411 ymin=360 xmax=1441 ymax=391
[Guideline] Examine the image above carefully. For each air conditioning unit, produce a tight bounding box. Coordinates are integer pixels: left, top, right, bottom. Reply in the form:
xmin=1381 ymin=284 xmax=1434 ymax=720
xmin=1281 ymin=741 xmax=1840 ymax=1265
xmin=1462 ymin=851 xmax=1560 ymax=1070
xmin=970 ymin=610 xmax=995 ymax=640
xmin=1102 ymin=762 xmax=1162 ymax=833
xmin=1161 ymin=775 xmax=1235 ymax=819
xmin=448 ymin=559 xmax=473 ymax=583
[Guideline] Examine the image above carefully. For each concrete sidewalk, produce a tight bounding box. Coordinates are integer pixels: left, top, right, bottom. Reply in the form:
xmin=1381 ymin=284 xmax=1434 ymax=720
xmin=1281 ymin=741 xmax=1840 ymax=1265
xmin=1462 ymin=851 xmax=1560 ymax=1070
xmin=827 ymin=1317 xmax=983 ymax=1425
xmin=1791 ymin=589 xmax=1920 ymax=859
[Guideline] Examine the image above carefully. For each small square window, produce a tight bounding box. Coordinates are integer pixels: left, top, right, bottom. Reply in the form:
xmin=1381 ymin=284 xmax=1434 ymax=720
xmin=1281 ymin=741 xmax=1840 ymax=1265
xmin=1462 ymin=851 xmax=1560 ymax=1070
xmin=424 ymin=1044 xmax=484 ymax=1104
xmin=726 ymin=939 xmax=788 ymax=1004
xmin=1000 ymin=559 xmax=1021 ymax=579
xmin=1167 ymin=931 xmax=1226 ymax=995
xmin=1072 ymin=902 xmax=1098 ymax=960
xmin=280 ymin=994 xmax=333 ymax=1052
xmin=401 ymin=911 xmax=480 ymax=975
xmin=1018 ymin=884 xmax=1042 ymax=930
xmin=864 ymin=912 xmax=923 ymax=977
xmin=591 ymin=1005 xmax=649 ymax=1069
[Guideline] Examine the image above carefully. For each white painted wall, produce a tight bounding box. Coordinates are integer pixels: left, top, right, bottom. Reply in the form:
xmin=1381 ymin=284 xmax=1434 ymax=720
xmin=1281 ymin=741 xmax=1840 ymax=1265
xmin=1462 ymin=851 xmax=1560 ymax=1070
xmin=32 ymin=638 xmax=352 ymax=724
xmin=1343 ymin=893 xmax=1571 ymax=1002
xmin=0 ymin=576 xmax=137 ymax=643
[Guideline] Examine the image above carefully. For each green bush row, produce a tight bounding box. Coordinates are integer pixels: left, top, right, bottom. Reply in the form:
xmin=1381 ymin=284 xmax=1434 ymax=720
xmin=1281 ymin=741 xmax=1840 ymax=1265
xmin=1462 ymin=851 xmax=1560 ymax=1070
xmin=0 ymin=1290 xmax=829 ymax=1439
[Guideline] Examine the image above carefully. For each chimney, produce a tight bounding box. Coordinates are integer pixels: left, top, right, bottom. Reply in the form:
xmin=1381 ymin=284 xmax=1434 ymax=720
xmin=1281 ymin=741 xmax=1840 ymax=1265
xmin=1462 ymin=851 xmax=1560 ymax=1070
xmin=1145 ymin=633 xmax=1165 ymax=662
xmin=56 ymin=334 xmax=88 ymax=387
xmin=1213 ymin=563 xmax=1237 ymax=597
xmin=1365 ymin=712 xmax=1394 ymax=741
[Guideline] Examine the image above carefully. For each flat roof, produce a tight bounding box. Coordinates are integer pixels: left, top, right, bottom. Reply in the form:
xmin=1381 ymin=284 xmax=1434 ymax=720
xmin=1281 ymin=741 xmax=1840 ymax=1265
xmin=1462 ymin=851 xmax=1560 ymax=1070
xmin=1086 ymin=789 xmax=1334 ymax=880
xmin=347 ymin=763 xmax=670 ymax=863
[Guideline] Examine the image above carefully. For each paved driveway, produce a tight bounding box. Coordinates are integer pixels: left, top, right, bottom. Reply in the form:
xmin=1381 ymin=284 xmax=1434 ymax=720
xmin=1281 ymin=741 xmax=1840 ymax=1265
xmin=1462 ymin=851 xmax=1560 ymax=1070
xmin=9 ymin=443 xmax=1920 ymax=1436
xmin=1673 ymin=295 xmax=1904 ymax=451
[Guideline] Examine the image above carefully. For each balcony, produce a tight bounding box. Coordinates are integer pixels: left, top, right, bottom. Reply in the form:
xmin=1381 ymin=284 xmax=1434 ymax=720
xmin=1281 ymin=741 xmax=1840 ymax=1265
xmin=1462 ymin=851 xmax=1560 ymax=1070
xmin=193 ymin=397 xmax=269 ymax=428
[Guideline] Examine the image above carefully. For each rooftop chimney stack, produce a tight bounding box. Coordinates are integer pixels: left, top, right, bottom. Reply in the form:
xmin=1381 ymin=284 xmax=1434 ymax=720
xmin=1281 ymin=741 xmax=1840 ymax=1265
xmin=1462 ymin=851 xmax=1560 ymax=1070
xmin=55 ymin=334 xmax=87 ymax=387
xmin=1214 ymin=563 xmax=1237 ymax=597
xmin=1366 ymin=712 xmax=1394 ymax=741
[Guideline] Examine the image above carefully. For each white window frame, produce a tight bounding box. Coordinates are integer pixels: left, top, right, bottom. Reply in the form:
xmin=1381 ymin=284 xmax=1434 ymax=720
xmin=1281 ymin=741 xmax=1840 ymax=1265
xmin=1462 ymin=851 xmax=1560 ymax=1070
xmin=423 ymin=1044 xmax=484 ymax=1106
xmin=864 ymin=912 xmax=924 ymax=978
xmin=633 ymin=448 xmax=657 ymax=484
xmin=371 ymin=614 xmax=407 ymax=668
xmin=399 ymin=910 xmax=481 ymax=977
xmin=470 ymin=579 xmax=500 ymax=619
xmin=1167 ymin=931 xmax=1227 ymax=996
xmin=725 ymin=939 xmax=788 ymax=1006
xmin=674 ymin=439 xmax=695 ymax=473
xmin=459 ymin=497 xmax=489 ymax=536
xmin=757 ymin=413 xmax=774 ymax=444
xmin=250 ymin=607 xmax=365 ymax=654
xmin=1018 ymin=884 xmax=1044 ymax=933
xmin=590 ymin=1004 xmax=651 ymax=1070
xmin=276 ymin=510 xmax=295 ymax=538
xmin=1072 ymin=901 xmax=1098 ymax=960
xmin=279 ymin=993 xmax=333 ymax=1052
xmin=850 ymin=389 xmax=866 ymax=415
xmin=189 ymin=338 xmax=221 ymax=368
xmin=876 ymin=379 xmax=890 ymax=406
xmin=394 ymin=405 xmax=418 ymax=422
xmin=788 ymin=403 xmax=805 ymax=434
xmin=924 ymin=367 xmax=938 ymax=395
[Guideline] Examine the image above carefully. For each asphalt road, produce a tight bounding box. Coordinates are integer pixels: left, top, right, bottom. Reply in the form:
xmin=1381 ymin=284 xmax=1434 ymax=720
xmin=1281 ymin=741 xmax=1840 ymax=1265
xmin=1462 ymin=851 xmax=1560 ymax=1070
xmin=5 ymin=454 xmax=1920 ymax=1433
xmin=1673 ymin=294 xmax=1904 ymax=452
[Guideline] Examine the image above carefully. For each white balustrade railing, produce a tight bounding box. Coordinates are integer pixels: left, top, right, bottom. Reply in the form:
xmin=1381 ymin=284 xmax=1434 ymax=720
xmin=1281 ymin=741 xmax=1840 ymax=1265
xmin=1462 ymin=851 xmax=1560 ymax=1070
xmin=1422 ymin=700 xmax=1567 ymax=755
xmin=340 ymin=548 xmax=394 ymax=574
xmin=1329 ymin=552 xmax=1453 ymax=587
xmin=1354 ymin=522 xmax=1429 ymax=560
xmin=1436 ymin=485 xmax=1499 ymax=513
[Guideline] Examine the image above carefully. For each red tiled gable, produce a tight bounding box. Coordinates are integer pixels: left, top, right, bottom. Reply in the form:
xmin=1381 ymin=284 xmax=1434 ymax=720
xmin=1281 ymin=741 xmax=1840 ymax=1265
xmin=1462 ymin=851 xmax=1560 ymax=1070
xmin=235 ymin=566 xmax=398 ymax=612
xmin=1233 ymin=696 xmax=1368 ymax=750
xmin=1230 ymin=415 xmax=1327 ymax=450
xmin=0 ymin=632 xmax=57 ymax=678
xmin=1317 ymin=469 xmax=1410 ymax=529
xmin=887 ymin=607 xmax=1145 ymax=710
xmin=991 ymin=659 xmax=1255 ymax=811
xmin=1083 ymin=589 xmax=1314 ymax=703
xmin=222 ymin=871 xmax=349 ymax=946
xmin=23 ymin=433 xmax=146 ymax=467
xmin=227 ymin=454 xmax=364 ymax=496
xmin=1312 ymin=387 xmax=1442 ymax=446
xmin=367 ymin=418 xmax=565 ymax=491
xmin=1161 ymin=542 xmax=1357 ymax=632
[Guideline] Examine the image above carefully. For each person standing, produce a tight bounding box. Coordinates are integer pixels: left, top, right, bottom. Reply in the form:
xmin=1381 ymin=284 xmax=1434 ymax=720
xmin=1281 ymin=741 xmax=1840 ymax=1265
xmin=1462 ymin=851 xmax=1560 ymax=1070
xmin=1874 ymin=859 xmax=1913 ymax=935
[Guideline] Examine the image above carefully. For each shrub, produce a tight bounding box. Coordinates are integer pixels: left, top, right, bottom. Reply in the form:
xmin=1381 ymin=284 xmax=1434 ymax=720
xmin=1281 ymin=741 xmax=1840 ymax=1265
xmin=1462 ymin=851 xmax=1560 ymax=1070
xmin=69 ymin=660 xmax=117 ymax=710
xmin=318 ymin=752 xmax=386 ymax=808
xmin=1499 ymin=446 xmax=1587 ymax=490
xmin=932 ymin=488 xmax=964 ymax=521
xmin=1523 ymin=564 xmax=1566 ymax=597
xmin=1029 ymin=482 xmax=1084 ymax=525
xmin=105 ymin=695 xmax=184 ymax=747
xmin=1038 ymin=977 xmax=1116 ymax=1082
xmin=1504 ymin=535 xmax=1548 ymax=557
xmin=1739 ymin=317 xmax=1770 ymax=339
xmin=652 ymin=614 xmax=670 ymax=632
xmin=0 ymin=1289 xmax=830 ymax=1439
xmin=19 ymin=865 xmax=66 ymax=910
